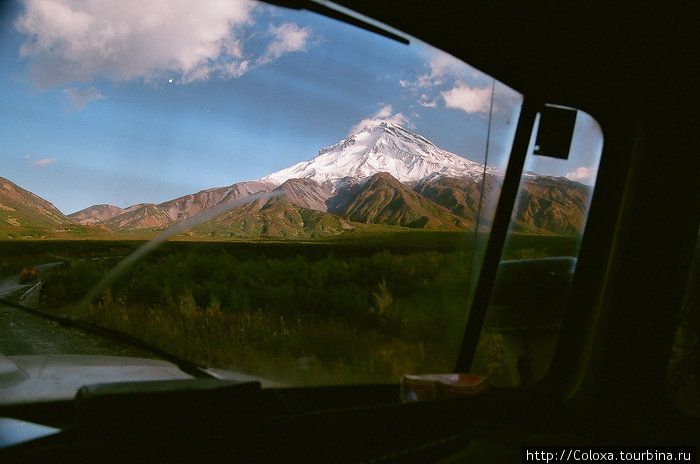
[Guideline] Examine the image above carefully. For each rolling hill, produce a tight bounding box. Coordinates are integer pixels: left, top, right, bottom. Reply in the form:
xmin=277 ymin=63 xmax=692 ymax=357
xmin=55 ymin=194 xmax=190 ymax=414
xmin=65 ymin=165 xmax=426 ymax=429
xmin=6 ymin=123 xmax=592 ymax=240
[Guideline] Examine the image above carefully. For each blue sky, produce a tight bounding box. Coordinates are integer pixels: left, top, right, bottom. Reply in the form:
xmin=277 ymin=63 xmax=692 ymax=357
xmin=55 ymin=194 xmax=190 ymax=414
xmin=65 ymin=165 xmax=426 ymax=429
xmin=0 ymin=0 xmax=601 ymax=214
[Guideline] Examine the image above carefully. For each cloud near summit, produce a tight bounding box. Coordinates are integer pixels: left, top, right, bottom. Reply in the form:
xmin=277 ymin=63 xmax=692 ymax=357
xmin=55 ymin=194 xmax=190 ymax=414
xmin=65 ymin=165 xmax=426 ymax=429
xmin=15 ymin=0 xmax=310 ymax=87
xmin=565 ymin=166 xmax=594 ymax=182
xmin=349 ymin=105 xmax=411 ymax=135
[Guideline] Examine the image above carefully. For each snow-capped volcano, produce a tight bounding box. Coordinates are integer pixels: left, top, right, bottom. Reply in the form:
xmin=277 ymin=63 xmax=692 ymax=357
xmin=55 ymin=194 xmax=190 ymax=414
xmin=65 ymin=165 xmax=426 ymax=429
xmin=47 ymin=121 xmax=590 ymax=238
xmin=259 ymin=122 xmax=493 ymax=188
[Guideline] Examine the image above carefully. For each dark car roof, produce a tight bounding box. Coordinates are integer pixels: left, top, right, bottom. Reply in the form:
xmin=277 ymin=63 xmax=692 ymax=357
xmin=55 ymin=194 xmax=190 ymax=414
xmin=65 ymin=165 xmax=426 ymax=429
xmin=335 ymin=2 xmax=698 ymax=118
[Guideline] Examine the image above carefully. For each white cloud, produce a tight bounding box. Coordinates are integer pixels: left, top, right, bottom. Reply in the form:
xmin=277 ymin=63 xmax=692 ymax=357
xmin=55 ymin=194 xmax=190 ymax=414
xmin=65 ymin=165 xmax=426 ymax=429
xmin=374 ymin=105 xmax=393 ymax=119
xmin=418 ymin=94 xmax=437 ymax=108
xmin=400 ymin=50 xmax=496 ymax=114
xmin=402 ymin=53 xmax=452 ymax=92
xmin=15 ymin=0 xmax=310 ymax=87
xmin=404 ymin=52 xmax=475 ymax=92
xmin=31 ymin=158 xmax=55 ymax=166
xmin=258 ymin=23 xmax=310 ymax=65
xmin=565 ymin=166 xmax=594 ymax=182
xmin=348 ymin=104 xmax=411 ymax=135
xmin=441 ymin=83 xmax=493 ymax=114
xmin=423 ymin=53 xmax=454 ymax=84
xmin=62 ymin=86 xmax=105 ymax=110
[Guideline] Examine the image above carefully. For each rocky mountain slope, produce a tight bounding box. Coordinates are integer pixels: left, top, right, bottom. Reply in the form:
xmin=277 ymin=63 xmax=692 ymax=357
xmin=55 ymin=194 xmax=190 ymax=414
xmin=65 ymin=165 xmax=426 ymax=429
xmin=10 ymin=123 xmax=592 ymax=239
xmin=0 ymin=177 xmax=70 ymax=230
xmin=68 ymin=204 xmax=124 ymax=224
xmin=0 ymin=177 xmax=105 ymax=239
xmin=329 ymin=172 xmax=464 ymax=229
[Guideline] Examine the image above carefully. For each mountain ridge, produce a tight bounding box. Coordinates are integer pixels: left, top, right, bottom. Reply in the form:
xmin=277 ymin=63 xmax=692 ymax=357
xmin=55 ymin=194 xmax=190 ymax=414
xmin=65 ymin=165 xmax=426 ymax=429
xmin=0 ymin=177 xmax=70 ymax=228
xmin=0 ymin=177 xmax=109 ymax=239
xmin=7 ymin=123 xmax=592 ymax=239
xmin=259 ymin=122 xmax=493 ymax=188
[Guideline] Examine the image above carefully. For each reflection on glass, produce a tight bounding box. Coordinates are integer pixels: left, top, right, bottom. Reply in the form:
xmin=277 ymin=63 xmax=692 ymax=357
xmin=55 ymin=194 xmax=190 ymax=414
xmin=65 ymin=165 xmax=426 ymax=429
xmin=667 ymin=228 xmax=700 ymax=417
xmin=471 ymin=109 xmax=604 ymax=387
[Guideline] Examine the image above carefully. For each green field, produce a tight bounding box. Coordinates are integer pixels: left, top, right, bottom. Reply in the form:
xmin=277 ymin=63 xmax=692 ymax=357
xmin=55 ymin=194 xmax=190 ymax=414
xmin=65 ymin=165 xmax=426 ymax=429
xmin=2 ymin=232 xmax=581 ymax=385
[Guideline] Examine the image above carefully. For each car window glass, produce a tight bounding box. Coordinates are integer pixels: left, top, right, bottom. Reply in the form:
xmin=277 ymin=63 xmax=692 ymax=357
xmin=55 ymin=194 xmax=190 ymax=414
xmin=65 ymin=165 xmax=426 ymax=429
xmin=470 ymin=109 xmax=604 ymax=387
xmin=667 ymin=227 xmax=700 ymax=417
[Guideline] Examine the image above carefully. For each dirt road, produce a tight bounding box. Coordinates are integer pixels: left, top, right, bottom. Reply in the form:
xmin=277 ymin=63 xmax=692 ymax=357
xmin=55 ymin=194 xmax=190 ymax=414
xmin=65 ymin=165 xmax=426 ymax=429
xmin=0 ymin=270 xmax=153 ymax=358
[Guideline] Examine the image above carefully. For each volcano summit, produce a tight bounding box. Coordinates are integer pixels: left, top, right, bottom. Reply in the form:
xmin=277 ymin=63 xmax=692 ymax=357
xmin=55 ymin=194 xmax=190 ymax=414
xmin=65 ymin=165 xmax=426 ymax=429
xmin=9 ymin=123 xmax=590 ymax=239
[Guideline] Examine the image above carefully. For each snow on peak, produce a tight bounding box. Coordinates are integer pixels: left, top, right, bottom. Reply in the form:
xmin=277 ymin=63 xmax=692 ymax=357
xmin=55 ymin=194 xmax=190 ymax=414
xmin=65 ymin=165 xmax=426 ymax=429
xmin=259 ymin=122 xmax=493 ymax=187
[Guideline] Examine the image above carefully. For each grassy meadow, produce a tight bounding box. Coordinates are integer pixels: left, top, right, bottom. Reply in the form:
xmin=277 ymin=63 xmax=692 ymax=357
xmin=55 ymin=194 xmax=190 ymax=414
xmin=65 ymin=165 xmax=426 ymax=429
xmin=3 ymin=232 xmax=581 ymax=385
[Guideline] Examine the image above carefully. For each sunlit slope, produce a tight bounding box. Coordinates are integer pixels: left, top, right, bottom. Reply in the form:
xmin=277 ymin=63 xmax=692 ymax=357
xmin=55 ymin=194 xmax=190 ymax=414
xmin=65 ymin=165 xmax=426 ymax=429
xmin=0 ymin=177 xmax=69 ymax=227
xmin=511 ymin=177 xmax=592 ymax=235
xmin=4 ymin=124 xmax=592 ymax=239
xmin=0 ymin=177 xmax=108 ymax=239
xmin=68 ymin=204 xmax=125 ymax=225
xmin=330 ymin=172 xmax=465 ymax=229
xmin=259 ymin=122 xmax=492 ymax=187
